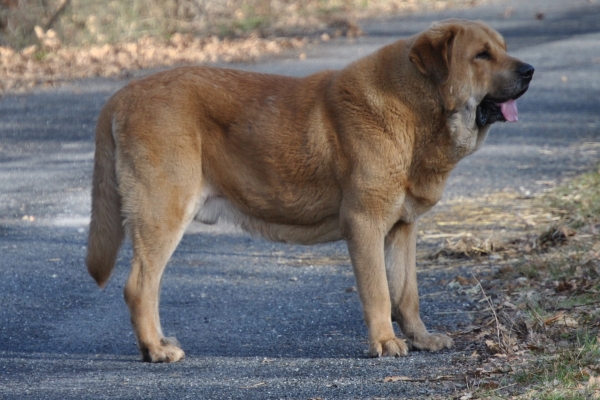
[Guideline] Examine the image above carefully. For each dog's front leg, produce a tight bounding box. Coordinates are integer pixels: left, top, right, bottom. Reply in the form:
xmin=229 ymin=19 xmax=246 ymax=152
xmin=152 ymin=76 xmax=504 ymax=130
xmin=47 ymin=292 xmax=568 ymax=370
xmin=385 ymin=222 xmax=454 ymax=351
xmin=343 ymin=213 xmax=408 ymax=357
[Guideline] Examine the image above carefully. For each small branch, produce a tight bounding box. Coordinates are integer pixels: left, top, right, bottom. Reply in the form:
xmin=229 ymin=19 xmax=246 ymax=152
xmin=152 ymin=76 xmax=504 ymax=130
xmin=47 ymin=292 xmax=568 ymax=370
xmin=42 ymin=0 xmax=70 ymax=31
xmin=434 ymin=308 xmax=492 ymax=315
xmin=385 ymin=375 xmax=462 ymax=383
xmin=490 ymin=382 xmax=518 ymax=392
xmin=472 ymin=274 xmax=505 ymax=353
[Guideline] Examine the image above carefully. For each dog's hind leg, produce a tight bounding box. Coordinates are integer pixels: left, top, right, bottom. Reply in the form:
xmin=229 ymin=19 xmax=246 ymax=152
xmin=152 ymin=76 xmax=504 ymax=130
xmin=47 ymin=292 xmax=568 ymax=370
xmin=121 ymin=169 xmax=201 ymax=363
xmin=385 ymin=222 xmax=454 ymax=352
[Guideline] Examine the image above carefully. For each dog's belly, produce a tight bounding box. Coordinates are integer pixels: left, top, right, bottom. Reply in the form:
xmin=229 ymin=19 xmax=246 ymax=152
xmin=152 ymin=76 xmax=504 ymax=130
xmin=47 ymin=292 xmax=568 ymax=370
xmin=194 ymin=185 xmax=343 ymax=245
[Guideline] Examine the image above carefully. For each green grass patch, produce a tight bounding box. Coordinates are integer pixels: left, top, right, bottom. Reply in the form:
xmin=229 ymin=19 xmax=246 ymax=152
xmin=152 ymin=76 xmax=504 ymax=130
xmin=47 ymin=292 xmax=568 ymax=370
xmin=555 ymin=292 xmax=600 ymax=309
xmin=515 ymin=330 xmax=599 ymax=394
xmin=545 ymin=166 xmax=600 ymax=228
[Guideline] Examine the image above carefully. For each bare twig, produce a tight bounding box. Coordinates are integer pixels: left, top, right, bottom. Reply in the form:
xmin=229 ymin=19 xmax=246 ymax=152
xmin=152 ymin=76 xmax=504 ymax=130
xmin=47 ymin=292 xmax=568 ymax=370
xmin=434 ymin=308 xmax=492 ymax=314
xmin=472 ymin=274 xmax=506 ymax=354
xmin=490 ymin=382 xmax=518 ymax=392
xmin=42 ymin=0 xmax=70 ymax=30
xmin=384 ymin=375 xmax=462 ymax=383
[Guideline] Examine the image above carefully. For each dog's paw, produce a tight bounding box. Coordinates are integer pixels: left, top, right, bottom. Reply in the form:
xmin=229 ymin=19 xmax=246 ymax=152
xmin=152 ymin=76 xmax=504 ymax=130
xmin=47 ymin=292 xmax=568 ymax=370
xmin=140 ymin=337 xmax=185 ymax=363
xmin=408 ymin=332 xmax=453 ymax=352
xmin=369 ymin=337 xmax=408 ymax=357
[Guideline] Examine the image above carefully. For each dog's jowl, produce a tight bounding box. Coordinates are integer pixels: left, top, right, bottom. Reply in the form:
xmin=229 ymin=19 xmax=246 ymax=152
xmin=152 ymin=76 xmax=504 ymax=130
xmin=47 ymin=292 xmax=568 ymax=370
xmin=86 ymin=19 xmax=533 ymax=362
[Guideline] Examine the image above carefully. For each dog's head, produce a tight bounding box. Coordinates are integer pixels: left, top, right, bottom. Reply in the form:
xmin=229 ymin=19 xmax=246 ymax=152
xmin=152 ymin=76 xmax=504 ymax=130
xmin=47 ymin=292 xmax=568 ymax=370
xmin=409 ymin=19 xmax=534 ymax=128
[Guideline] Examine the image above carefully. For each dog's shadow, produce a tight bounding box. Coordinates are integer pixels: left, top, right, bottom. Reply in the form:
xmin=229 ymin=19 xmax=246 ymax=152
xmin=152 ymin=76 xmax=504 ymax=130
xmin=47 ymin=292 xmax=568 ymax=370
xmin=155 ymin=232 xmax=367 ymax=359
xmin=0 ymin=226 xmax=460 ymax=360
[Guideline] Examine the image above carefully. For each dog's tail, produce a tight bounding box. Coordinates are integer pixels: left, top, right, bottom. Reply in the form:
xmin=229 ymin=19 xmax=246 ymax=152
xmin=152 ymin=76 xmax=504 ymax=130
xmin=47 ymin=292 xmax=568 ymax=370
xmin=86 ymin=101 xmax=125 ymax=288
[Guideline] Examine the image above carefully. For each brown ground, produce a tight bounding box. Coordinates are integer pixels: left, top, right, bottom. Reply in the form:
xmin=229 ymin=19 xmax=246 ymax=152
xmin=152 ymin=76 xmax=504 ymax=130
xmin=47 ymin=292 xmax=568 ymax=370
xmin=418 ymin=180 xmax=600 ymax=398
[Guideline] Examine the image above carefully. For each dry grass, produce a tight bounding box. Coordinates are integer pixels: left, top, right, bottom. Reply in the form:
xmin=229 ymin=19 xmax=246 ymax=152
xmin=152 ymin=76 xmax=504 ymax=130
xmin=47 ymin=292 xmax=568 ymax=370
xmin=0 ymin=0 xmax=482 ymax=94
xmin=418 ymin=164 xmax=600 ymax=398
xmin=1 ymin=0 xmax=481 ymax=49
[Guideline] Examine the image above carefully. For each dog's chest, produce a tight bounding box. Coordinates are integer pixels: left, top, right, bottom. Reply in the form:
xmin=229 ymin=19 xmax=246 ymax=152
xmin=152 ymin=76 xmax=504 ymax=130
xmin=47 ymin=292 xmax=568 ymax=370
xmin=399 ymin=190 xmax=442 ymax=223
xmin=397 ymin=170 xmax=449 ymax=224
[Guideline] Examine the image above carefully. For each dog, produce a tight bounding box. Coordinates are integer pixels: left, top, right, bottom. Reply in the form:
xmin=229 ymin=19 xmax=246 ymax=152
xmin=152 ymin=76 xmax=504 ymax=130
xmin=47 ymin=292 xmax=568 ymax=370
xmin=86 ymin=19 xmax=533 ymax=362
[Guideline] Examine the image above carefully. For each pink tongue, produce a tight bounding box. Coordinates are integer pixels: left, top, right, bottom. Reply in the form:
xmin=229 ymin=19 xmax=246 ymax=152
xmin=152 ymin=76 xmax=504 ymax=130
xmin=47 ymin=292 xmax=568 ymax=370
xmin=497 ymin=99 xmax=518 ymax=122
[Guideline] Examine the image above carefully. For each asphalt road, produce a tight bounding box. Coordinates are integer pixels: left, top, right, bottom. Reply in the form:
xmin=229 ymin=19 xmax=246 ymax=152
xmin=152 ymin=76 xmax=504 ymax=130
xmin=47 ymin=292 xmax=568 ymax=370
xmin=1 ymin=0 xmax=599 ymax=398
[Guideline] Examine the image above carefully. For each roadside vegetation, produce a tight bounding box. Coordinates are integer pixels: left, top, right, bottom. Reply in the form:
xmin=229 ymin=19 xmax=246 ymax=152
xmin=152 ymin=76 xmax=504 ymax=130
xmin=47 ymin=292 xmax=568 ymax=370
xmin=0 ymin=0 xmax=479 ymax=93
xmin=419 ymin=163 xmax=600 ymax=399
xmin=1 ymin=0 xmax=478 ymax=48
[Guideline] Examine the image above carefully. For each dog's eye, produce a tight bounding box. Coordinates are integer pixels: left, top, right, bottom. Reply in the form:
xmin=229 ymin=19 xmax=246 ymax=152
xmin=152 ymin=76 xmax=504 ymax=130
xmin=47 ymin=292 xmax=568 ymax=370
xmin=475 ymin=50 xmax=491 ymax=60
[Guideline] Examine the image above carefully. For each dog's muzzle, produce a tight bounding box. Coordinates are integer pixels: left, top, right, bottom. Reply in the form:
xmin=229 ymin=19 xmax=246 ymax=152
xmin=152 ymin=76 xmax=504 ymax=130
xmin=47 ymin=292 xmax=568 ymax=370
xmin=476 ymin=63 xmax=534 ymax=127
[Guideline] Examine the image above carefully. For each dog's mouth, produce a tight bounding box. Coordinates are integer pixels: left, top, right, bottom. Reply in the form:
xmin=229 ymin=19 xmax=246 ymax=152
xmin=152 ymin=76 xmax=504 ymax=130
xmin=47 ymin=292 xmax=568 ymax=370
xmin=475 ymin=87 xmax=529 ymax=127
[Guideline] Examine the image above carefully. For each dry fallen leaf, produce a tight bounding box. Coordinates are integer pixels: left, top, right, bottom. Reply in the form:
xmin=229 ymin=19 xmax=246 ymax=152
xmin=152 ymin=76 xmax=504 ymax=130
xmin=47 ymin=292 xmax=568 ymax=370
xmin=588 ymin=375 xmax=600 ymax=389
xmin=485 ymin=339 xmax=501 ymax=353
xmin=556 ymin=316 xmax=578 ymax=328
xmin=455 ymin=275 xmax=477 ymax=286
xmin=555 ymin=279 xmax=574 ymax=292
xmin=589 ymin=364 xmax=600 ymax=373
xmin=481 ymin=381 xmax=500 ymax=389
xmin=544 ymin=311 xmax=566 ymax=325
xmin=582 ymin=367 xmax=594 ymax=377
xmin=544 ymin=312 xmax=578 ymax=327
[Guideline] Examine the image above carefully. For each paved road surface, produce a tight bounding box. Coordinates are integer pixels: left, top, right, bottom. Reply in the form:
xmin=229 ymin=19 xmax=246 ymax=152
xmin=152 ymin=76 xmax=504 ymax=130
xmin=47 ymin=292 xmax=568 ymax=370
xmin=1 ymin=0 xmax=599 ymax=398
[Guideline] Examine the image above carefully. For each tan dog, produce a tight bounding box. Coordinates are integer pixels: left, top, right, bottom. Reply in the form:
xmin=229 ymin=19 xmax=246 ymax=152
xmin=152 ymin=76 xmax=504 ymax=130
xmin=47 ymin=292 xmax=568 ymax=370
xmin=87 ymin=19 xmax=533 ymax=362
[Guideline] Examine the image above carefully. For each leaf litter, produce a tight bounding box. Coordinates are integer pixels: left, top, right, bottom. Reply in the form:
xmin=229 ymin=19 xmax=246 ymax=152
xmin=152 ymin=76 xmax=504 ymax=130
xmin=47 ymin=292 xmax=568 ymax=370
xmin=416 ymin=166 xmax=600 ymax=398
xmin=0 ymin=0 xmax=483 ymax=95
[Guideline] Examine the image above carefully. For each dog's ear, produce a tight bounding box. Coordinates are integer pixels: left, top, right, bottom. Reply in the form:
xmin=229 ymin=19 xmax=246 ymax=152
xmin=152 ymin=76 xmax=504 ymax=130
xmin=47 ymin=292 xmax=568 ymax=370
xmin=409 ymin=26 xmax=456 ymax=85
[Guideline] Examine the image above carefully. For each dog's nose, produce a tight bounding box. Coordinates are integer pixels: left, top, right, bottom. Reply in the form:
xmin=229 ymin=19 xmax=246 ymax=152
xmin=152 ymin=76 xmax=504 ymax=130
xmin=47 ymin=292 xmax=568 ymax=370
xmin=519 ymin=63 xmax=535 ymax=81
